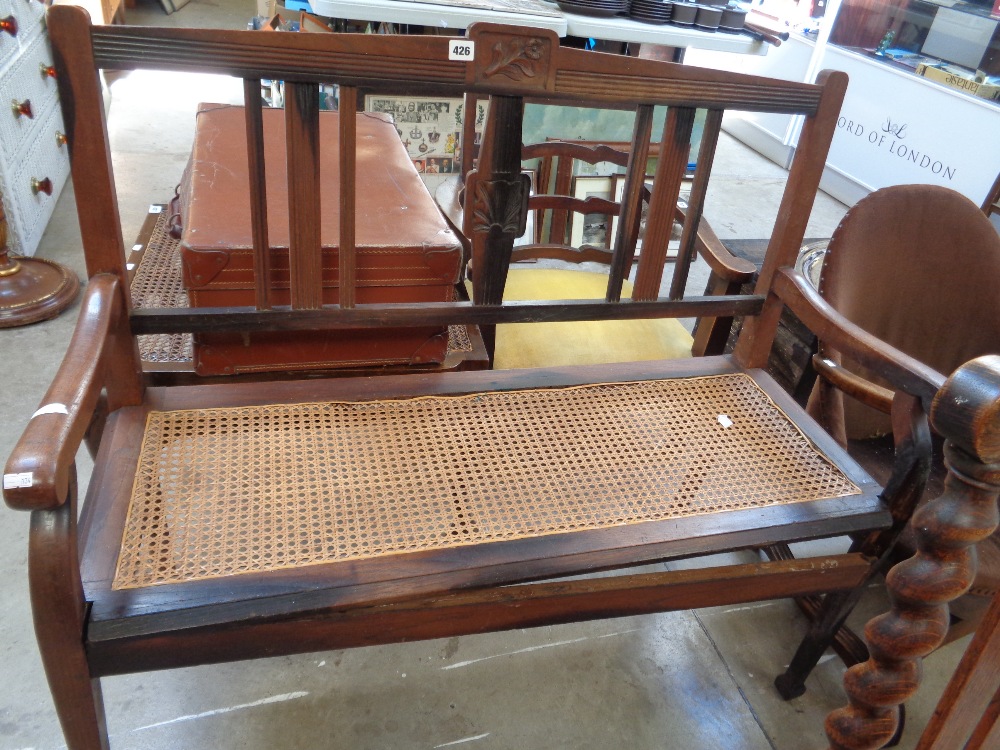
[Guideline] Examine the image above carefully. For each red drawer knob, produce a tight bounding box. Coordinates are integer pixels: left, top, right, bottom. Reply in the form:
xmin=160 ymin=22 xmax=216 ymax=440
xmin=11 ymin=99 xmax=32 ymax=119
xmin=31 ymin=177 xmax=52 ymax=196
xmin=0 ymin=15 xmax=16 ymax=37
xmin=40 ymin=63 xmax=56 ymax=80
xmin=55 ymin=131 xmax=67 ymax=147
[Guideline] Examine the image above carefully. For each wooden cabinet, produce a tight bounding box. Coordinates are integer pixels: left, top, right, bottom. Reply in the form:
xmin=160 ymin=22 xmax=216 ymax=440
xmin=0 ymin=0 xmax=69 ymax=257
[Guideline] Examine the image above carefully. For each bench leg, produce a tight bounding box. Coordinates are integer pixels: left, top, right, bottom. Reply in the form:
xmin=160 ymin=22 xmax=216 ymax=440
xmin=771 ymin=557 xmax=871 ymax=700
xmin=775 ymin=391 xmax=933 ymax=700
xmin=29 ymin=473 xmax=110 ymax=750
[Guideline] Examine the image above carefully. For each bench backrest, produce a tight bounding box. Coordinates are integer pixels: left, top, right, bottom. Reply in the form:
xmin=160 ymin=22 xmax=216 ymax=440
xmin=48 ymin=7 xmax=847 ymax=387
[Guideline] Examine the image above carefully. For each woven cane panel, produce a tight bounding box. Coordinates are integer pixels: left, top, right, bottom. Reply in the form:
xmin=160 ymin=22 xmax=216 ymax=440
xmin=130 ymin=211 xmax=193 ymax=363
xmin=114 ymin=374 xmax=860 ymax=589
xmin=446 ymin=316 xmax=473 ymax=354
xmin=128 ymin=211 xmax=471 ymax=364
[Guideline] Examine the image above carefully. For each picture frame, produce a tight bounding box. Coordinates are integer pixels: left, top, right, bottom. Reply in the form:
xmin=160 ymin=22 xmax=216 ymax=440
xmin=569 ymin=175 xmax=614 ymax=249
xmin=363 ymin=94 xmax=487 ymax=175
xmin=609 ymin=174 xmax=653 ymax=257
xmin=609 ymin=175 xmax=693 ymax=261
xmin=517 ymin=168 xmax=537 ymax=247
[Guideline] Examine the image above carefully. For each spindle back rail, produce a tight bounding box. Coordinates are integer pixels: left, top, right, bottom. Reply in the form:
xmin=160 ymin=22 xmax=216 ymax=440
xmin=11 ymin=8 xmax=1000 ymax=750
xmin=54 ymin=11 xmax=837 ymax=345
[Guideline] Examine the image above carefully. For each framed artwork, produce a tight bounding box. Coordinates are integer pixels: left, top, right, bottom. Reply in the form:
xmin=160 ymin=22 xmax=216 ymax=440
xmin=516 ymin=168 xmax=537 ymax=247
xmin=569 ymin=175 xmax=613 ymax=249
xmin=609 ymin=174 xmax=653 ymax=256
xmin=609 ymin=175 xmax=693 ymax=260
xmin=363 ymin=95 xmax=487 ymax=175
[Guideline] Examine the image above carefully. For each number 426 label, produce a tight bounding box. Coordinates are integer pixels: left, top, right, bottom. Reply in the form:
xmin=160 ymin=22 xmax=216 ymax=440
xmin=448 ymin=40 xmax=475 ymax=61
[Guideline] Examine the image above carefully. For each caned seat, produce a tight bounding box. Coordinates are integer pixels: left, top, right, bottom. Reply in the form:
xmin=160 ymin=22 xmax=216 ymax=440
xmin=94 ymin=366 xmax=874 ymax=611
xmin=5 ymin=10 xmax=1000 ymax=750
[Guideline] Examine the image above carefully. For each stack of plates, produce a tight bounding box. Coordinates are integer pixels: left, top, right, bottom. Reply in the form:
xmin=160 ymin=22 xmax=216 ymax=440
xmin=719 ymin=5 xmax=748 ymax=30
xmin=694 ymin=4 xmax=723 ymax=30
xmin=557 ymin=0 xmax=630 ymax=16
xmin=670 ymin=1 xmax=698 ymax=25
xmin=630 ymin=0 xmax=672 ymax=24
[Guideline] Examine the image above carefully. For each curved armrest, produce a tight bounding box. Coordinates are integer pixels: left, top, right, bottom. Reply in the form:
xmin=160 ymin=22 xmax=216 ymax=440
xmin=674 ymin=204 xmax=756 ymax=282
xmin=4 ymin=274 xmax=122 ymax=511
xmin=773 ymin=268 xmax=946 ymax=406
xmin=811 ymin=354 xmax=895 ymax=414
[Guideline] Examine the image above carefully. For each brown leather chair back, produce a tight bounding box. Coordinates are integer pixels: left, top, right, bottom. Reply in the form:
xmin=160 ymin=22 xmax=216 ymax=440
xmin=816 ymin=184 xmax=1000 ymax=439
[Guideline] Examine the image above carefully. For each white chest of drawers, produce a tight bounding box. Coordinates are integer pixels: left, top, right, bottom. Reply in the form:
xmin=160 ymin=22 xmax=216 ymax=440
xmin=0 ymin=0 xmax=69 ymax=257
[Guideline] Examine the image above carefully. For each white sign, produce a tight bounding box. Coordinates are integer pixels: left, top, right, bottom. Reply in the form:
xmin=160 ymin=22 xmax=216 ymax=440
xmin=819 ymin=46 xmax=1000 ymax=206
xmin=448 ymin=40 xmax=475 ymax=62
xmin=3 ymin=472 xmax=33 ymax=490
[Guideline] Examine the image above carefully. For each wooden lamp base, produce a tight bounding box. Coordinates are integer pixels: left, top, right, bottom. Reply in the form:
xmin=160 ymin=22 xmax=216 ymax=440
xmin=0 ymin=206 xmax=79 ymax=328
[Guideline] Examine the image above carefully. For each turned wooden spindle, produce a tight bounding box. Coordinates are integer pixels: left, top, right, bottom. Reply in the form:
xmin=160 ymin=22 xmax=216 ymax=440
xmin=826 ymin=355 xmax=1000 ymax=750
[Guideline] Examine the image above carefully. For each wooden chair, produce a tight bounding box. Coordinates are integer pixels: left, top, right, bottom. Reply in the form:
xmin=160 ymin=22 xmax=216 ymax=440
xmin=6 ymin=9 xmax=1000 ymax=750
xmin=771 ymin=184 xmax=1000 ymax=701
xmin=437 ymin=135 xmax=755 ymax=369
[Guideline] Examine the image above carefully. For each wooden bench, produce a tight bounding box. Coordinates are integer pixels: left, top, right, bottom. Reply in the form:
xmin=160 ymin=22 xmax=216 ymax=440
xmin=5 ymin=8 xmax=1000 ymax=749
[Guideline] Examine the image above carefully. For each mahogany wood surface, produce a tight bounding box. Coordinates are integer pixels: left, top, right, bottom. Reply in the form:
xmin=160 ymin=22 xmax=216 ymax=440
xmin=916 ymin=588 xmax=1000 ymax=750
xmin=7 ymin=9 xmax=999 ymax=750
xmin=669 ymin=108 xmax=723 ymax=301
xmin=632 ymin=105 xmax=695 ymax=301
xmin=337 ymin=85 xmax=358 ymax=309
xmin=242 ymin=78 xmax=272 ymax=310
xmin=284 ymin=81 xmax=323 ymax=310
xmin=88 ymin=556 xmax=870 ymax=677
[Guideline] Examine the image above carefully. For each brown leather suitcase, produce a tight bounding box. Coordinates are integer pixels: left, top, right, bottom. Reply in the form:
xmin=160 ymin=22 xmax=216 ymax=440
xmin=179 ymin=104 xmax=463 ymax=376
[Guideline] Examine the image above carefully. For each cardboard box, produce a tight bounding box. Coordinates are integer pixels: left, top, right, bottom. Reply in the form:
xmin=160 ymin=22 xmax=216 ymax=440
xmin=916 ymin=63 xmax=1000 ymax=103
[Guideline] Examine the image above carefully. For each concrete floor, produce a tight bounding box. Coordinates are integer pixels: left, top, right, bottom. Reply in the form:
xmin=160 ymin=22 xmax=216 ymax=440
xmin=0 ymin=1 xmax=975 ymax=748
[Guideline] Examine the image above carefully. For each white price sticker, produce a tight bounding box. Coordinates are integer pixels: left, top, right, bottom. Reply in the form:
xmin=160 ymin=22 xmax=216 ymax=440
xmin=149 ymin=205 xmax=163 ymax=214
xmin=31 ymin=403 xmax=69 ymax=419
xmin=448 ymin=40 xmax=475 ymax=61
xmin=3 ymin=472 xmax=33 ymax=490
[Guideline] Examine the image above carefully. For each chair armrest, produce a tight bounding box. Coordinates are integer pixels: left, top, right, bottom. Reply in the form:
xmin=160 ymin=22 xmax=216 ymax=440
xmin=811 ymin=354 xmax=895 ymax=414
xmin=674 ymin=205 xmax=756 ymax=283
xmin=773 ymin=268 xmax=946 ymax=406
xmin=4 ymin=274 xmax=122 ymax=511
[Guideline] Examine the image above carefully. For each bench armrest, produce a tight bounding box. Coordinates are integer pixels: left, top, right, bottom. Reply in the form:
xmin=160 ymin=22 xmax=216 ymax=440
xmin=674 ymin=205 xmax=756 ymax=283
xmin=773 ymin=268 xmax=946 ymax=406
xmin=811 ymin=354 xmax=895 ymax=414
xmin=4 ymin=274 xmax=122 ymax=511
